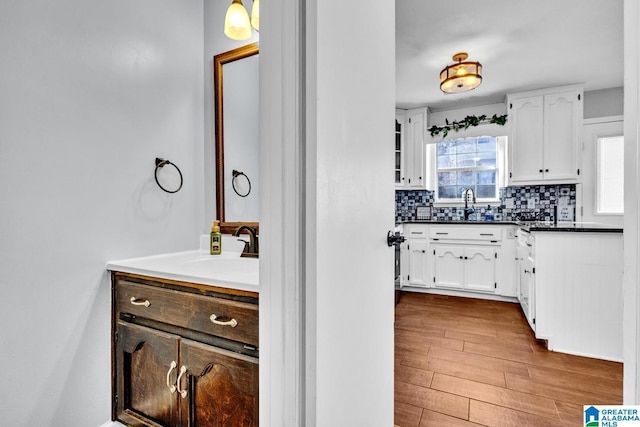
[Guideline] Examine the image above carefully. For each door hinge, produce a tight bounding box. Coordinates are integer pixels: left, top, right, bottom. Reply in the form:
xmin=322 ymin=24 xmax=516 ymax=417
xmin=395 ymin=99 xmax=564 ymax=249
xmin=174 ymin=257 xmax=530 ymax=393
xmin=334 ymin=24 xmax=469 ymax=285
xmin=495 ymin=252 xmax=497 ymax=259
xmin=494 ymin=282 xmax=497 ymax=289
xmin=433 ymin=277 xmax=435 ymax=283
xmin=533 ymin=318 xmax=536 ymax=325
xmin=532 ymin=267 xmax=536 ymax=274
xmin=407 ymin=244 xmax=410 ymax=250
xmin=408 ymin=117 xmax=412 ymax=123
xmin=578 ymin=94 xmax=581 ymax=101
xmin=577 ymin=168 xmax=580 ymax=176
xmin=581 ymin=206 xmax=584 ymax=217
xmin=115 ymin=394 xmax=119 ymax=405
xmin=407 ymin=275 xmax=410 ymax=281
xmin=433 ymin=250 xmax=436 ymax=255
xmin=114 ymin=331 xmax=118 ymax=343
xmin=509 ymin=103 xmax=512 ymax=109
xmin=509 ymin=172 xmax=512 ymax=178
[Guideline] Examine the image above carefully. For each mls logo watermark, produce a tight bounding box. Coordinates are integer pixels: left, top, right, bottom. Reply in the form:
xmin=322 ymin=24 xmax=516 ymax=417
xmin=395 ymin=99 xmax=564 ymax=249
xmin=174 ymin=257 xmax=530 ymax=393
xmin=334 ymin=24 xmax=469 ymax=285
xmin=584 ymin=406 xmax=640 ymax=426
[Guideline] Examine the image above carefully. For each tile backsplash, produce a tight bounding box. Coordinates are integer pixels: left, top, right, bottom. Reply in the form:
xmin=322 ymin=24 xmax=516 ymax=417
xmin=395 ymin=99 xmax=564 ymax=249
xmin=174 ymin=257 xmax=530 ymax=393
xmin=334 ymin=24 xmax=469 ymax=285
xmin=396 ymin=184 xmax=576 ymax=223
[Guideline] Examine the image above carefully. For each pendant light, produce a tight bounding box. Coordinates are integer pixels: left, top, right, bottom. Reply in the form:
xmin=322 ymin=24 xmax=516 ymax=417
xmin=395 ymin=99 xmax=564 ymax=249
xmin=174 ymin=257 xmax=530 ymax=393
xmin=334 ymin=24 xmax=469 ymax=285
xmin=440 ymin=52 xmax=483 ymax=94
xmin=224 ymin=0 xmax=252 ymax=41
xmin=251 ymin=0 xmax=260 ymax=31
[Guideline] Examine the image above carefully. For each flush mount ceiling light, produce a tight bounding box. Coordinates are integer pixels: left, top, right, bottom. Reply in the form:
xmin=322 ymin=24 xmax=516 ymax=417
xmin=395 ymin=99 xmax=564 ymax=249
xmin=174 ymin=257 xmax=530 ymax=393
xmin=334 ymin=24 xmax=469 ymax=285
xmin=224 ymin=0 xmax=259 ymax=41
xmin=440 ymin=52 xmax=483 ymax=94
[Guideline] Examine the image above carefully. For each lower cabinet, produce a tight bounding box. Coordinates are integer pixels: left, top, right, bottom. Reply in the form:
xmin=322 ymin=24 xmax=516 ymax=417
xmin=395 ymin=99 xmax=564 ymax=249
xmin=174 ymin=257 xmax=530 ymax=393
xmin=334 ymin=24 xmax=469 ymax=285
xmin=112 ymin=272 xmax=259 ymax=427
xmin=432 ymin=244 xmax=497 ymax=293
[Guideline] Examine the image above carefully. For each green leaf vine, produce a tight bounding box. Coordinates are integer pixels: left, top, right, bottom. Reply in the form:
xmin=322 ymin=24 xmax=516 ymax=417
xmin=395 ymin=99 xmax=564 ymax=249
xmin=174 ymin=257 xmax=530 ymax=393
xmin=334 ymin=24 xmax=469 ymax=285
xmin=428 ymin=114 xmax=508 ymax=138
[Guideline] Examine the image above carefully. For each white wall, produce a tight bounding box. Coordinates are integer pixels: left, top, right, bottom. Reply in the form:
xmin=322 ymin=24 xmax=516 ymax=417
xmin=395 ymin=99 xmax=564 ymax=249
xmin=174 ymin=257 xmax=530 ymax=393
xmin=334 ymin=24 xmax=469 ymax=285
xmin=585 ymin=87 xmax=624 ymax=119
xmin=203 ymin=0 xmax=259 ymax=231
xmin=0 ymin=2 xmax=204 ymax=425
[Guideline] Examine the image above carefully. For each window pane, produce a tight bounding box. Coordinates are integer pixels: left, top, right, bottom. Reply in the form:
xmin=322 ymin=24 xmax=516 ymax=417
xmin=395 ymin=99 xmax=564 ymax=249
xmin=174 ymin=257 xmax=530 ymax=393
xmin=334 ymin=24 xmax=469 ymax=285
xmin=438 ymin=186 xmax=458 ymax=199
xmin=476 ymin=185 xmax=496 ymax=199
xmin=456 ymin=153 xmax=476 ymax=168
xmin=476 ymin=136 xmax=496 ymax=153
xmin=476 ymin=151 xmax=496 ymax=167
xmin=437 ymin=140 xmax=455 ymax=156
xmin=457 ymin=171 xmax=476 ymax=186
xmin=456 ymin=138 xmax=476 ymax=153
xmin=597 ymin=136 xmax=624 ymax=213
xmin=437 ymin=154 xmax=456 ymax=169
xmin=437 ymin=171 xmax=456 ymax=187
xmin=477 ymin=170 xmax=496 ymax=185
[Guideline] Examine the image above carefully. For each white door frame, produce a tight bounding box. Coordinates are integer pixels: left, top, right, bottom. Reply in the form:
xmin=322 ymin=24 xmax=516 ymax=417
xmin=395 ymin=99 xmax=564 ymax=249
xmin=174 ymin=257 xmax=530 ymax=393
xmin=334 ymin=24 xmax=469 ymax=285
xmin=624 ymin=0 xmax=640 ymax=404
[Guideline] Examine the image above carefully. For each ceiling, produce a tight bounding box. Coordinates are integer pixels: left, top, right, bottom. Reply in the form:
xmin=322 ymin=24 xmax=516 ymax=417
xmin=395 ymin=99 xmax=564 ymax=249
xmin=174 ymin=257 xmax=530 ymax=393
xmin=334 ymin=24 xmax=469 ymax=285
xmin=396 ymin=0 xmax=624 ymax=112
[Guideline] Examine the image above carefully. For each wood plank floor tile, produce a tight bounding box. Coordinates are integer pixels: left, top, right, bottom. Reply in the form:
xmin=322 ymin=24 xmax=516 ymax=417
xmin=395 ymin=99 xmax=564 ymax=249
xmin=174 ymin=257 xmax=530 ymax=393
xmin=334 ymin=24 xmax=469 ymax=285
xmin=402 ymin=351 xmax=506 ymax=388
xmin=397 ymin=328 xmax=464 ymax=351
xmin=419 ymin=409 xmax=482 ymax=426
xmin=431 ymin=373 xmax=558 ymax=419
xmin=555 ymin=400 xmax=585 ymax=425
xmin=505 ymin=372 xmax=622 ymax=406
xmin=395 ymin=381 xmax=469 ymax=420
xmin=527 ymin=365 xmax=623 ymax=398
xmin=468 ymin=399 xmax=561 ymax=427
xmin=395 ymin=291 xmax=623 ymax=427
xmin=394 ymin=401 xmax=423 ymax=427
xmin=396 ymin=362 xmax=434 ymax=388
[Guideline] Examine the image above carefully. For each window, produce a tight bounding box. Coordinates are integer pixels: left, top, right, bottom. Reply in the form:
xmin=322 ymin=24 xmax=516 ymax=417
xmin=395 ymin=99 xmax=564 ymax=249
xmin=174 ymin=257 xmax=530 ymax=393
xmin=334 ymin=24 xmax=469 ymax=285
xmin=597 ymin=135 xmax=624 ymax=214
xmin=432 ymin=136 xmax=507 ymax=203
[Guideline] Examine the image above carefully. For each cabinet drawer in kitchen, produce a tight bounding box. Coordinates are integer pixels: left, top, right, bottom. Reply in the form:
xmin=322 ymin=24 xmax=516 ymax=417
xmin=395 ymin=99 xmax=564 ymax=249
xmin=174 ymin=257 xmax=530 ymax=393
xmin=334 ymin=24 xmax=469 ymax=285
xmin=429 ymin=227 xmax=502 ymax=241
xmin=405 ymin=225 xmax=428 ymax=239
xmin=116 ymin=279 xmax=258 ymax=347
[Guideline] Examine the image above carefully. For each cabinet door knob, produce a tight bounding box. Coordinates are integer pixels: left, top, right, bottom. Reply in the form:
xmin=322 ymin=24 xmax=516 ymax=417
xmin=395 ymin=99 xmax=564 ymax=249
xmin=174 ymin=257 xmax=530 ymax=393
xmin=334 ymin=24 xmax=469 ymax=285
xmin=210 ymin=314 xmax=238 ymax=328
xmin=545 ymin=169 xmax=549 ymax=172
xmin=130 ymin=297 xmax=150 ymax=307
xmin=176 ymin=365 xmax=188 ymax=398
xmin=539 ymin=169 xmax=543 ymax=173
xmin=166 ymin=361 xmax=177 ymax=393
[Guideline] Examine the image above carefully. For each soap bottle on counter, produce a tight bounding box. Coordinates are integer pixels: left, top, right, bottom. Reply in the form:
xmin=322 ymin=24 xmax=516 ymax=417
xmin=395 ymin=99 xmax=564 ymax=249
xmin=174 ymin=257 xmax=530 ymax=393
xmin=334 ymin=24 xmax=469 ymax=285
xmin=210 ymin=220 xmax=222 ymax=255
xmin=485 ymin=205 xmax=494 ymax=222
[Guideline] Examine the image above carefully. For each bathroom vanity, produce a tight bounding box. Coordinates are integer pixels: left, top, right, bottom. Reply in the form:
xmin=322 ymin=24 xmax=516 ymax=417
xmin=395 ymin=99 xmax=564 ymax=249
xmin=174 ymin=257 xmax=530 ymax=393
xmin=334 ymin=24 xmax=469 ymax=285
xmin=108 ymin=250 xmax=259 ymax=426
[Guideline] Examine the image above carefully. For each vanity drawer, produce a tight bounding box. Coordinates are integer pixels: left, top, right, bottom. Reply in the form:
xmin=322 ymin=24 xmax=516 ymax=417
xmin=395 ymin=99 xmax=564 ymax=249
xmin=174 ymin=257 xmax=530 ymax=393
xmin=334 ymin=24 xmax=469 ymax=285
xmin=405 ymin=225 xmax=428 ymax=239
xmin=116 ymin=279 xmax=258 ymax=347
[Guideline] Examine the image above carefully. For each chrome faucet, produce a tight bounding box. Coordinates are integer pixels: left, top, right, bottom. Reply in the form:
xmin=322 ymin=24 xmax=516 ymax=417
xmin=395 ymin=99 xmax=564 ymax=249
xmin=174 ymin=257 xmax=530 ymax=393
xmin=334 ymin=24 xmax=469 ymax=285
xmin=234 ymin=226 xmax=259 ymax=258
xmin=462 ymin=188 xmax=476 ymax=220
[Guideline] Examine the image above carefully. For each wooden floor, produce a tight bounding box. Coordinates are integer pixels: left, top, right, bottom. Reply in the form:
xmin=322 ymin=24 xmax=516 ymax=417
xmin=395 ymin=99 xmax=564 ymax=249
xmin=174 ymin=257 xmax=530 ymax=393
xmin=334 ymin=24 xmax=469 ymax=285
xmin=394 ymin=291 xmax=623 ymax=427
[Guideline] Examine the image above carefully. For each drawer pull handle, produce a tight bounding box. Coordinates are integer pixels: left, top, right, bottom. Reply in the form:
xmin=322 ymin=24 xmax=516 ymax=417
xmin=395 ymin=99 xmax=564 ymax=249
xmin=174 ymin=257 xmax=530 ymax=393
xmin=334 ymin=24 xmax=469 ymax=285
xmin=166 ymin=361 xmax=177 ymax=393
xmin=480 ymin=233 xmax=494 ymax=236
xmin=436 ymin=232 xmax=449 ymax=235
xmin=210 ymin=314 xmax=238 ymax=328
xmin=130 ymin=297 xmax=150 ymax=307
xmin=176 ymin=365 xmax=188 ymax=398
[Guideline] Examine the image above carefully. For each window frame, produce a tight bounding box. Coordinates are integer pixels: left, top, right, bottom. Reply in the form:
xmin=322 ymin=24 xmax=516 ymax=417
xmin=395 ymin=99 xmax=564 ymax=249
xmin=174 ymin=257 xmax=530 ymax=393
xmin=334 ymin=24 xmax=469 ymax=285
xmin=596 ymin=134 xmax=624 ymax=215
xmin=427 ymin=135 xmax=508 ymax=206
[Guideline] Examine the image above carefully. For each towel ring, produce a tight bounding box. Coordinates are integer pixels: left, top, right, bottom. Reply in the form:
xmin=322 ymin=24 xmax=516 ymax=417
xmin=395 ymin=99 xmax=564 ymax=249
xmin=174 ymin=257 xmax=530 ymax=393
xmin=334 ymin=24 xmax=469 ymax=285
xmin=232 ymin=169 xmax=251 ymax=197
xmin=154 ymin=158 xmax=183 ymax=194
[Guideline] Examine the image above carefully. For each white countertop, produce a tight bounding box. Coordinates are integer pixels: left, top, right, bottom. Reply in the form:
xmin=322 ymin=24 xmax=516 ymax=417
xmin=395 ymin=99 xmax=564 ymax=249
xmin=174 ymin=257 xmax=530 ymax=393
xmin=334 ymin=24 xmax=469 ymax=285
xmin=107 ymin=249 xmax=259 ymax=294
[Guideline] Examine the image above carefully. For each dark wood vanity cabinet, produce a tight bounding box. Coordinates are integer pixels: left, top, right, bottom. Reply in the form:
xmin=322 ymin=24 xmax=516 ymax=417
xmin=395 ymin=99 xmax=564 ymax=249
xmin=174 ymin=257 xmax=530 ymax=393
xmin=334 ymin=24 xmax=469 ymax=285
xmin=112 ymin=272 xmax=259 ymax=427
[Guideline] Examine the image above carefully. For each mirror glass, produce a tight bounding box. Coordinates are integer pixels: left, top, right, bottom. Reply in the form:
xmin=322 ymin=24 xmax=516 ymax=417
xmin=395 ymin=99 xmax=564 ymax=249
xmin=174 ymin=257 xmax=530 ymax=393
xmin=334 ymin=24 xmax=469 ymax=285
xmin=214 ymin=43 xmax=259 ymax=234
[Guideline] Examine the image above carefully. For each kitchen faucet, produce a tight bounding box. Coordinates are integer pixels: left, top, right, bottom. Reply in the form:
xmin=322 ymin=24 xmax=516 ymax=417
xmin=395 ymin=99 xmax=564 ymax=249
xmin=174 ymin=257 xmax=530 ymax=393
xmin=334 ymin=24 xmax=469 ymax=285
xmin=462 ymin=188 xmax=476 ymax=220
xmin=234 ymin=226 xmax=259 ymax=258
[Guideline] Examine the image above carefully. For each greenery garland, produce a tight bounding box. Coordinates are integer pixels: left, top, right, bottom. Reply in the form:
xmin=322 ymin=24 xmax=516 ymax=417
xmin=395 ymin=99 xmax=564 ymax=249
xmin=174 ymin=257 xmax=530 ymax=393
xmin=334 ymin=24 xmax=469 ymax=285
xmin=428 ymin=114 xmax=508 ymax=138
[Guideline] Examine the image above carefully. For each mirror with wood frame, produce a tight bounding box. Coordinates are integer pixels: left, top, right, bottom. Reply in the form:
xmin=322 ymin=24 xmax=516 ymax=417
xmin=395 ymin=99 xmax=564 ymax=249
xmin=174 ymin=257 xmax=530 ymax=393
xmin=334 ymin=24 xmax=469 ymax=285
xmin=214 ymin=43 xmax=259 ymax=235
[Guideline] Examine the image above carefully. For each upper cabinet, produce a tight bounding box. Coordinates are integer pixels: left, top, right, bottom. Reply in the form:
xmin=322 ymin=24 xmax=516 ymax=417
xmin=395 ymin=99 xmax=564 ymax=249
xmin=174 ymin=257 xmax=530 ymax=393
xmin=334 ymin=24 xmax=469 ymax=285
xmin=507 ymin=85 xmax=583 ymax=185
xmin=395 ymin=107 xmax=428 ymax=189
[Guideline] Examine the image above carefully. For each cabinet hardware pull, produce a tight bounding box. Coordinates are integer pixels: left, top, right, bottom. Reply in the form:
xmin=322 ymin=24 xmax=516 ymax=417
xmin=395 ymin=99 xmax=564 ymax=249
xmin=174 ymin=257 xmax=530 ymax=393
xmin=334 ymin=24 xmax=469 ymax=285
xmin=210 ymin=314 xmax=238 ymax=328
xmin=436 ymin=232 xmax=448 ymax=235
xmin=130 ymin=297 xmax=150 ymax=307
xmin=176 ymin=365 xmax=187 ymax=398
xmin=166 ymin=361 xmax=177 ymax=393
xmin=480 ymin=233 xmax=494 ymax=236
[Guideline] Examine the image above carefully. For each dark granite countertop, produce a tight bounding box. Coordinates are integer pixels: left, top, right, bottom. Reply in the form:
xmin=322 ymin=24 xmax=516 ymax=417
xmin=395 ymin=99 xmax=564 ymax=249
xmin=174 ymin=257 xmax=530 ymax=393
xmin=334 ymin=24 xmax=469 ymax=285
xmin=399 ymin=220 xmax=623 ymax=233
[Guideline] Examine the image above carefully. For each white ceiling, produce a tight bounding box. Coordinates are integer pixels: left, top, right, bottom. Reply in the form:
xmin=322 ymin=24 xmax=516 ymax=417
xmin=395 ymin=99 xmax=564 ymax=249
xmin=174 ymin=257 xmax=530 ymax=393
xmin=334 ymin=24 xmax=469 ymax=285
xmin=396 ymin=0 xmax=624 ymax=111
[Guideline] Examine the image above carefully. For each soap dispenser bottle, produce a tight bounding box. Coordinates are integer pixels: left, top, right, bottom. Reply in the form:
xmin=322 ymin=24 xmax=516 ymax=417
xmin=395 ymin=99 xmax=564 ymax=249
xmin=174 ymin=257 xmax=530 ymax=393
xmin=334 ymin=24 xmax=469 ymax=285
xmin=485 ymin=205 xmax=494 ymax=222
xmin=210 ymin=220 xmax=222 ymax=255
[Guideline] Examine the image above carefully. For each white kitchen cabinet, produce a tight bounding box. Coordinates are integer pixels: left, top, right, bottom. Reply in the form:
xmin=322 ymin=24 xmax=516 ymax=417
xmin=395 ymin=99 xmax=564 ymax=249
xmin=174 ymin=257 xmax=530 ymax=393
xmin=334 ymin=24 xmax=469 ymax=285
xmin=519 ymin=254 xmax=535 ymax=331
xmin=508 ymin=85 xmax=583 ymax=185
xmin=395 ymin=107 xmax=427 ymax=189
xmin=395 ymin=111 xmax=405 ymax=188
xmin=402 ymin=225 xmax=430 ymax=287
xmin=433 ymin=244 xmax=497 ymax=293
